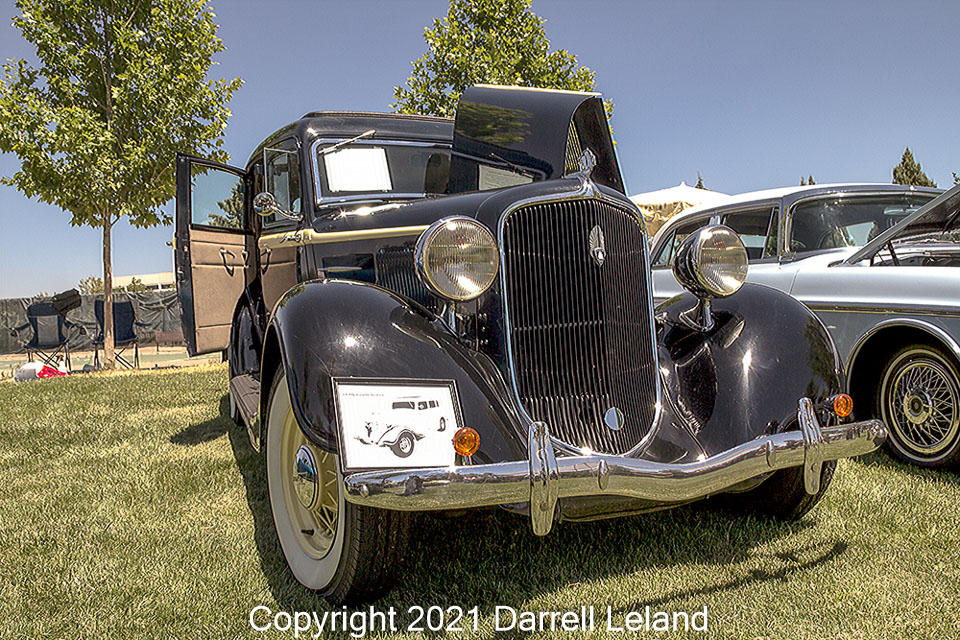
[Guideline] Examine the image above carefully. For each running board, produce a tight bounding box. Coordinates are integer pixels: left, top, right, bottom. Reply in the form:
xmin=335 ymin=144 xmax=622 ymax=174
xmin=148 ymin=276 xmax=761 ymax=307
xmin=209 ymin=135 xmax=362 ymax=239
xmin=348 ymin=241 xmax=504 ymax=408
xmin=230 ymin=374 xmax=261 ymax=450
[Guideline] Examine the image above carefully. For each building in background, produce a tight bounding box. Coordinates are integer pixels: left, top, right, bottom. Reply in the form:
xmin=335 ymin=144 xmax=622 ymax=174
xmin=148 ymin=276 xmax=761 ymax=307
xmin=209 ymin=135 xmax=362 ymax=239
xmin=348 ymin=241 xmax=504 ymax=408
xmin=114 ymin=272 xmax=175 ymax=292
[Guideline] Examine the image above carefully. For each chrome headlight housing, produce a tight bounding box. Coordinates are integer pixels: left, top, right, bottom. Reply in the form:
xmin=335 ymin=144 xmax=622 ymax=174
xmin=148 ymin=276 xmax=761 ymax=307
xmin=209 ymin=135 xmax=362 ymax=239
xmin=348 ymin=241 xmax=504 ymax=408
xmin=415 ymin=217 xmax=500 ymax=301
xmin=673 ymin=225 xmax=748 ymax=298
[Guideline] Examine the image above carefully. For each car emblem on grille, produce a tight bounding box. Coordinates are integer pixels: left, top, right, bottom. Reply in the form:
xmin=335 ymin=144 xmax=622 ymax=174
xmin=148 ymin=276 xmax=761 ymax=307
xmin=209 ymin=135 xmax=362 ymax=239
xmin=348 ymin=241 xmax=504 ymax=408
xmin=604 ymin=407 xmax=624 ymax=431
xmin=589 ymin=225 xmax=606 ymax=267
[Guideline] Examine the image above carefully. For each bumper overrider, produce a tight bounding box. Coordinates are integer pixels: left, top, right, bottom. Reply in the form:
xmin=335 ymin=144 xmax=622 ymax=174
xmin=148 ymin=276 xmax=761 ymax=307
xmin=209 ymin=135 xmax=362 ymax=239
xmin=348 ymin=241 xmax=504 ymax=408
xmin=343 ymin=398 xmax=886 ymax=535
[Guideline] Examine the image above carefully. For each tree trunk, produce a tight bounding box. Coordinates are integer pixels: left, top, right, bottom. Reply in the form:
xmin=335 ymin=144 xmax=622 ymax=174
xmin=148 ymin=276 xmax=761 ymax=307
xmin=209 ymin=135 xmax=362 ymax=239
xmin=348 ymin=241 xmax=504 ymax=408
xmin=102 ymin=214 xmax=115 ymax=369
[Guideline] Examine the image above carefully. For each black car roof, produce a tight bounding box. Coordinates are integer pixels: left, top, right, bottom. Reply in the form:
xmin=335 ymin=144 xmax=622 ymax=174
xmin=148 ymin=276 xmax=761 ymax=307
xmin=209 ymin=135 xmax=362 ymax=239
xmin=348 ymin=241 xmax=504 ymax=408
xmin=245 ymin=111 xmax=454 ymax=167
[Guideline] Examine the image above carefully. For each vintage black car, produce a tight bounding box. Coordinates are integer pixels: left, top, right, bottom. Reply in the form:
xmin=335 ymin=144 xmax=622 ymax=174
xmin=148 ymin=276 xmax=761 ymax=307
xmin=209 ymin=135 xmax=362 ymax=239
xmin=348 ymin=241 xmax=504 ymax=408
xmin=174 ymin=85 xmax=887 ymax=604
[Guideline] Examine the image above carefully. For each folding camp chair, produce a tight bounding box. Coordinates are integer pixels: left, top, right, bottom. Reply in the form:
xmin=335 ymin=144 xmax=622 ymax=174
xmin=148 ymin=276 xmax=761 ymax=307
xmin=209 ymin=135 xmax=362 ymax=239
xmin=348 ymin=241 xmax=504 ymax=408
xmin=9 ymin=301 xmax=84 ymax=371
xmin=93 ymin=300 xmax=148 ymax=369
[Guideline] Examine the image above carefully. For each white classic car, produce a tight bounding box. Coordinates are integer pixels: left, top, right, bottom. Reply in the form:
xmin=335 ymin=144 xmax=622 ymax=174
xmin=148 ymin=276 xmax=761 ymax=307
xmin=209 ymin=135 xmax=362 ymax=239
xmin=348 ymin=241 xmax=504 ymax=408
xmin=650 ymin=183 xmax=960 ymax=468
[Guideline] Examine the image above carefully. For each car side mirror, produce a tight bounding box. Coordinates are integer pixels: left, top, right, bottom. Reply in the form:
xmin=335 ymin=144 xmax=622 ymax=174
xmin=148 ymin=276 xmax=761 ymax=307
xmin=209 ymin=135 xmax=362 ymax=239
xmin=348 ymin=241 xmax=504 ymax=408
xmin=253 ymin=191 xmax=302 ymax=222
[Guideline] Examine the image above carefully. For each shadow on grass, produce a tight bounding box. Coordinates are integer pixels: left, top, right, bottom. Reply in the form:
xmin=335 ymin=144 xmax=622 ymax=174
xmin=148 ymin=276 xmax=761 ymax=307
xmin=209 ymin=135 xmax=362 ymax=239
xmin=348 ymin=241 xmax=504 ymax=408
xmin=851 ymin=450 xmax=960 ymax=484
xmin=212 ymin=393 xmax=847 ymax=617
xmin=612 ymin=539 xmax=847 ymax=615
xmin=168 ymin=396 xmax=231 ymax=445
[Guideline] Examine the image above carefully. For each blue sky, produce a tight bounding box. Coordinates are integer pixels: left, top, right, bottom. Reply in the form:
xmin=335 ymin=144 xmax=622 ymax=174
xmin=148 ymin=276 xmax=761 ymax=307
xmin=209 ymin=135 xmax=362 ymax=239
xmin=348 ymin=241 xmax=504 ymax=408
xmin=2 ymin=0 xmax=958 ymax=297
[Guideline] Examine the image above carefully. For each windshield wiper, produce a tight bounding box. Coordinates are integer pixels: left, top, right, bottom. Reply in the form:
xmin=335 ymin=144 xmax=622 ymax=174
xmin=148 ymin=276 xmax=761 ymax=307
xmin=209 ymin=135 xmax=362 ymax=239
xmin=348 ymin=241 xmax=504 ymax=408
xmin=489 ymin=152 xmax=537 ymax=178
xmin=318 ymin=129 xmax=376 ymax=156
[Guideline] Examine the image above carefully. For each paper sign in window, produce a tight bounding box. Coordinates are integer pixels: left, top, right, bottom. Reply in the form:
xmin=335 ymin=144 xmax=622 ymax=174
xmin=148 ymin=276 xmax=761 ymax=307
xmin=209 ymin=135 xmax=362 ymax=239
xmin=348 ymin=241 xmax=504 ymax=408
xmin=478 ymin=164 xmax=532 ymax=191
xmin=324 ymin=147 xmax=392 ymax=192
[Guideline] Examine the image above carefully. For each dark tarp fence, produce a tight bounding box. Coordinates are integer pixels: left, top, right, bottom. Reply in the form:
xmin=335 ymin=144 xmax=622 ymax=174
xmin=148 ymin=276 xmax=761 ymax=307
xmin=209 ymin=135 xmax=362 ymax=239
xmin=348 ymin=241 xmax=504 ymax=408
xmin=0 ymin=291 xmax=182 ymax=355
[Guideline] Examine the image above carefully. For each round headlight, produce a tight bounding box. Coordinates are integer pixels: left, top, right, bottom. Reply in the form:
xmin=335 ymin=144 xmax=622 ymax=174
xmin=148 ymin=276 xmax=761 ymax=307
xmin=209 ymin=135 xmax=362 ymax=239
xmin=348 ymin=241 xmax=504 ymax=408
xmin=672 ymin=225 xmax=748 ymax=298
xmin=416 ymin=217 xmax=500 ymax=301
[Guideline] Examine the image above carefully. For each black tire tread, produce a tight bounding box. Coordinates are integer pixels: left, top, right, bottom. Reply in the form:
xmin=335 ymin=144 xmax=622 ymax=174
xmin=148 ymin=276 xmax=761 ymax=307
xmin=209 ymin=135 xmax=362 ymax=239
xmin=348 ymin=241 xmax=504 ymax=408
xmin=743 ymin=460 xmax=837 ymax=520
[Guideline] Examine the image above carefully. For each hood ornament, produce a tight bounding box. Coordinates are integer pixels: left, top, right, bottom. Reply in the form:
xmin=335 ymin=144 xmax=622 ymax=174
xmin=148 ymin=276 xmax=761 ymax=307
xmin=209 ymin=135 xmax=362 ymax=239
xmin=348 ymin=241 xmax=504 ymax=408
xmin=576 ymin=148 xmax=597 ymax=177
xmin=589 ymin=225 xmax=606 ymax=267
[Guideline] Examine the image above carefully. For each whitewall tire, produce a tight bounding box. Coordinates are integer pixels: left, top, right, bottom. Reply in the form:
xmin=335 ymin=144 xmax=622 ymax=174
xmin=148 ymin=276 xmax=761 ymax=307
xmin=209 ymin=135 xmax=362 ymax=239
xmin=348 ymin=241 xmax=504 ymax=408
xmin=263 ymin=371 xmax=410 ymax=603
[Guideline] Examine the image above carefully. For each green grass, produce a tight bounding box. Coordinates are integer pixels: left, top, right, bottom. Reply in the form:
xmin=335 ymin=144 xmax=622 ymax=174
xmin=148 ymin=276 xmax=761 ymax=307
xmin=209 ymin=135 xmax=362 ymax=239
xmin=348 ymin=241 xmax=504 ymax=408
xmin=1 ymin=365 xmax=958 ymax=639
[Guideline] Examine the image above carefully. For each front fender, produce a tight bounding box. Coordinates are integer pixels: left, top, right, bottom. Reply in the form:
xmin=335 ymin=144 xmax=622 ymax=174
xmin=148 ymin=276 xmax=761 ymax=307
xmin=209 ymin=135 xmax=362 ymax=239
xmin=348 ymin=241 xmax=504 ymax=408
xmin=266 ymin=279 xmax=527 ymax=463
xmin=655 ymin=283 xmax=844 ymax=458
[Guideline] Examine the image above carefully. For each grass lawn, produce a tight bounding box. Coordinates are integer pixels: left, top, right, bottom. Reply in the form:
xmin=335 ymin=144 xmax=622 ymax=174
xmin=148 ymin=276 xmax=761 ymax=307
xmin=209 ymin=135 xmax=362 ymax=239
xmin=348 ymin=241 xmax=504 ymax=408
xmin=1 ymin=364 xmax=958 ymax=639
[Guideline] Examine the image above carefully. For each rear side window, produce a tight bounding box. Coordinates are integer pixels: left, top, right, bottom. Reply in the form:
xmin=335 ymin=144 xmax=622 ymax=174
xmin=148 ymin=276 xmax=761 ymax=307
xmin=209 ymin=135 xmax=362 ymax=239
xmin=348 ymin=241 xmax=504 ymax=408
xmin=721 ymin=207 xmax=777 ymax=261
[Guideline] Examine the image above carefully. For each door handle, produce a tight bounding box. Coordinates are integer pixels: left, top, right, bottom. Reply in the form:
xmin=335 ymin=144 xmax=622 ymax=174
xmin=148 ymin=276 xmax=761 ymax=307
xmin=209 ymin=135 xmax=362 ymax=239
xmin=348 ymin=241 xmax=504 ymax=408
xmin=219 ymin=247 xmax=236 ymax=276
xmin=260 ymin=248 xmax=272 ymax=275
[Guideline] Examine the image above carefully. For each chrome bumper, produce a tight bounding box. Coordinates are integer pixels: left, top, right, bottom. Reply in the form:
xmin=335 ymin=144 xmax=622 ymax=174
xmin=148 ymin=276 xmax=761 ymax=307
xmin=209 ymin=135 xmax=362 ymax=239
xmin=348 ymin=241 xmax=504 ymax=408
xmin=342 ymin=398 xmax=886 ymax=535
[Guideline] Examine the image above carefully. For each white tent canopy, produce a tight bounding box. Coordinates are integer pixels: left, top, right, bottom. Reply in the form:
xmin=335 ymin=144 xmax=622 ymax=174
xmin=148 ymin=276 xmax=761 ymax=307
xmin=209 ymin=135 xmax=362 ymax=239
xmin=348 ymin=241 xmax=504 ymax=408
xmin=629 ymin=182 xmax=729 ymax=236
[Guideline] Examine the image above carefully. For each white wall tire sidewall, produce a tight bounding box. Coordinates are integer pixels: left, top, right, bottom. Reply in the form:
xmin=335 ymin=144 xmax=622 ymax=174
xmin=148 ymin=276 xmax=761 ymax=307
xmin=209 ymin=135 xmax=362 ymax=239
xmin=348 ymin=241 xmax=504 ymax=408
xmin=265 ymin=373 xmax=345 ymax=590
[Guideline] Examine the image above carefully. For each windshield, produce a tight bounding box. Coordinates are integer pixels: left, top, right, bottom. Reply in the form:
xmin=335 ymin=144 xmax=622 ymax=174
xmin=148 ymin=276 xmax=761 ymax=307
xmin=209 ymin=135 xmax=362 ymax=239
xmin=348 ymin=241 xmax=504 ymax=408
xmin=788 ymin=193 xmax=936 ymax=256
xmin=314 ymin=142 xmax=451 ymax=200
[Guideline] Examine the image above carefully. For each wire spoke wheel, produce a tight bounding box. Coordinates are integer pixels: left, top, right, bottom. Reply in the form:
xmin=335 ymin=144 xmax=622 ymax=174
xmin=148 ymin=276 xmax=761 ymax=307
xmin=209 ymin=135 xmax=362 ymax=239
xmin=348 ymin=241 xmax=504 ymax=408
xmin=280 ymin=416 xmax=339 ymax=559
xmin=880 ymin=346 xmax=960 ymax=466
xmin=265 ymin=372 xmax=345 ymax=590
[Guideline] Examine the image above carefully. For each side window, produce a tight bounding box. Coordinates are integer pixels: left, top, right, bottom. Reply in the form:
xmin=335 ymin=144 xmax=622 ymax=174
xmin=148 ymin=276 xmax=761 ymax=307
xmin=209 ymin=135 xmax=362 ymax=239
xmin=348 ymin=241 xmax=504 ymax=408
xmin=721 ymin=207 xmax=777 ymax=261
xmin=263 ymin=142 xmax=301 ymax=227
xmin=190 ymin=164 xmax=245 ymax=230
xmin=654 ymin=217 xmax=711 ymax=267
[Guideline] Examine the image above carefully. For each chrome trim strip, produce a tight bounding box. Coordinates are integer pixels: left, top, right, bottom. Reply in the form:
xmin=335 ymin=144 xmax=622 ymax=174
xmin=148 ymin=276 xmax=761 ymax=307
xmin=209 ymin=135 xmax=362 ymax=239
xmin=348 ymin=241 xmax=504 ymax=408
xmin=495 ymin=178 xmax=663 ymax=455
xmin=342 ymin=399 xmax=886 ymax=535
xmin=309 ymin=137 xmax=450 ymax=207
xmin=846 ymin=317 xmax=960 ymax=379
xmin=807 ymin=302 xmax=960 ymax=318
xmin=258 ymin=225 xmax=428 ymax=250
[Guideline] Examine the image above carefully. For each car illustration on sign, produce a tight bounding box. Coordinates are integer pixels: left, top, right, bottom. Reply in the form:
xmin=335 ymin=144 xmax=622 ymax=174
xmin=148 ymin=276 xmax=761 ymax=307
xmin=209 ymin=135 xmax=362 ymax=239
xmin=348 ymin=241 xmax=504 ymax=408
xmin=174 ymin=86 xmax=886 ymax=604
xmin=650 ymin=183 xmax=960 ymax=467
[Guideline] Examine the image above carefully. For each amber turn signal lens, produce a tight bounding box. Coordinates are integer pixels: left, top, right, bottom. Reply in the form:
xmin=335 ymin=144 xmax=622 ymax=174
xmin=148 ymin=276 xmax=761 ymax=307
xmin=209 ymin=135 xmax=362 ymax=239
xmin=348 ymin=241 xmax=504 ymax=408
xmin=832 ymin=394 xmax=853 ymax=418
xmin=453 ymin=427 xmax=480 ymax=457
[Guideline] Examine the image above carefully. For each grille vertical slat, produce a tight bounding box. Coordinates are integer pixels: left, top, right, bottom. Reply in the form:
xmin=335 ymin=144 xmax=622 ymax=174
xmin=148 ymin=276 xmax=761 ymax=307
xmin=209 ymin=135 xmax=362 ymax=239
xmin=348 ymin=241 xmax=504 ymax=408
xmin=375 ymin=247 xmax=444 ymax=315
xmin=502 ymin=198 xmax=657 ymax=454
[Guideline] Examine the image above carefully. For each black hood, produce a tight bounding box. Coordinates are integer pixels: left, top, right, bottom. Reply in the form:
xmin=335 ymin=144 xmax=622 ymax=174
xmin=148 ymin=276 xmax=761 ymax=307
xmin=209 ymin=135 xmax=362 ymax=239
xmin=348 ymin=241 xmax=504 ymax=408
xmin=449 ymin=84 xmax=624 ymax=194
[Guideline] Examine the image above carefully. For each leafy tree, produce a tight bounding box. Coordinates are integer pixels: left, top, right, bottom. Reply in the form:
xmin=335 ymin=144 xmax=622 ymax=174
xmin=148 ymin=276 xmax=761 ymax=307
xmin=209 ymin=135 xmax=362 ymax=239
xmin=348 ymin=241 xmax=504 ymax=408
xmin=0 ymin=0 xmax=241 ymax=367
xmin=124 ymin=277 xmax=148 ymax=293
xmin=694 ymin=172 xmax=705 ymax=189
xmin=953 ymin=171 xmax=959 ymax=185
xmin=808 ymin=174 xmax=815 ymax=185
xmin=393 ymin=0 xmax=610 ymax=119
xmin=800 ymin=175 xmax=816 ymax=186
xmin=78 ymin=274 xmax=147 ymax=293
xmin=800 ymin=176 xmax=805 ymax=185
xmin=892 ymin=148 xmax=937 ymax=188
xmin=78 ymin=275 xmax=103 ymax=295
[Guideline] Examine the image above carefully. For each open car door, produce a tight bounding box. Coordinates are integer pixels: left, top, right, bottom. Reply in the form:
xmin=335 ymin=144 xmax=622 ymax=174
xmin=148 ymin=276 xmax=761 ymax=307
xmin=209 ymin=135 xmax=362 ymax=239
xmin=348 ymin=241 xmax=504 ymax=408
xmin=175 ymin=154 xmax=251 ymax=356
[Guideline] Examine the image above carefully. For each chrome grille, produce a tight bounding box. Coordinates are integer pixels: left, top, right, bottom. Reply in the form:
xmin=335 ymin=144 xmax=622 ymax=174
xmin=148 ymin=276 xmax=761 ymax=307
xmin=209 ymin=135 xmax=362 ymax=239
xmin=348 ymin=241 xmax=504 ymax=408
xmin=501 ymin=197 xmax=658 ymax=454
xmin=376 ymin=246 xmax=444 ymax=314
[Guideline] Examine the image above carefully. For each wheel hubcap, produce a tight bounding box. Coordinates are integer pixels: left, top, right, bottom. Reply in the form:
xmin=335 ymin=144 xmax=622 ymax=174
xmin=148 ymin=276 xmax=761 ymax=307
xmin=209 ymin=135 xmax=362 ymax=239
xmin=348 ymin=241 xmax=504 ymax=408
xmin=902 ymin=390 xmax=933 ymax=425
xmin=887 ymin=356 xmax=960 ymax=456
xmin=293 ymin=446 xmax=319 ymax=510
xmin=279 ymin=408 xmax=339 ymax=558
